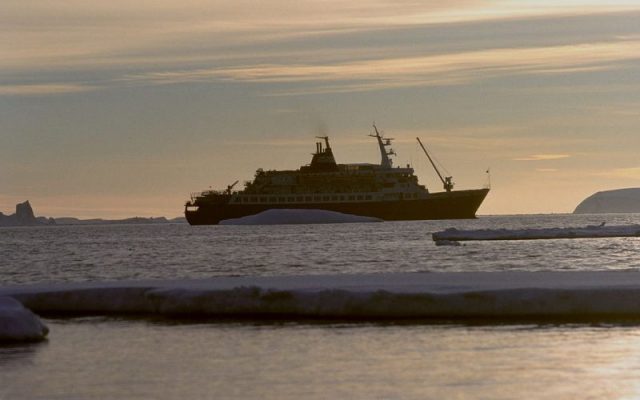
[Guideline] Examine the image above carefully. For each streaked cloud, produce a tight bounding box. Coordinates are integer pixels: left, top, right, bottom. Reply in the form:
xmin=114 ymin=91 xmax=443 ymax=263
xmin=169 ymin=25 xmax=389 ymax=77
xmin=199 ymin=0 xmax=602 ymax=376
xmin=119 ymin=39 xmax=640 ymax=95
xmin=514 ymin=154 xmax=571 ymax=161
xmin=594 ymin=167 xmax=640 ymax=180
xmin=7 ymin=36 xmax=637 ymax=97
xmin=0 ymin=83 xmax=97 ymax=96
xmin=2 ymin=1 xmax=639 ymax=72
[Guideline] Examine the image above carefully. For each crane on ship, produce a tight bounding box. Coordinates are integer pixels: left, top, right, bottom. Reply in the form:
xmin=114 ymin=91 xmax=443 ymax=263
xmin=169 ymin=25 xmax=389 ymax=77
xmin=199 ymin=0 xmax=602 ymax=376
xmin=225 ymin=180 xmax=239 ymax=195
xmin=417 ymin=137 xmax=454 ymax=192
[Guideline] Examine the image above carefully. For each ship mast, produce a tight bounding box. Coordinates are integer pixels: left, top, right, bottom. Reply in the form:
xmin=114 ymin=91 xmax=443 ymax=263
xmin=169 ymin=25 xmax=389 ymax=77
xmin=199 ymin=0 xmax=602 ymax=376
xmin=369 ymin=124 xmax=395 ymax=169
xmin=417 ymin=137 xmax=454 ymax=192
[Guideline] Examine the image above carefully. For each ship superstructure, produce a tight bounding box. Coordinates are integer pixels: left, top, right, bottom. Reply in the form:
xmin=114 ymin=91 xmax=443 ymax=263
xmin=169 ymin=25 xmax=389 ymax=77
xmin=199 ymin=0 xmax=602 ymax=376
xmin=185 ymin=126 xmax=489 ymax=224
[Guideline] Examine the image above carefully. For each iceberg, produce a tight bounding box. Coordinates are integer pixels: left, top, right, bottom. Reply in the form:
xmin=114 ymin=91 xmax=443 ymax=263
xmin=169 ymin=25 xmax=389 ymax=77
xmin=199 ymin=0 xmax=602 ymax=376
xmin=574 ymin=188 xmax=640 ymax=213
xmin=432 ymin=224 xmax=640 ymax=241
xmin=4 ymin=272 xmax=640 ymax=321
xmin=220 ymin=209 xmax=382 ymax=225
xmin=0 ymin=296 xmax=49 ymax=342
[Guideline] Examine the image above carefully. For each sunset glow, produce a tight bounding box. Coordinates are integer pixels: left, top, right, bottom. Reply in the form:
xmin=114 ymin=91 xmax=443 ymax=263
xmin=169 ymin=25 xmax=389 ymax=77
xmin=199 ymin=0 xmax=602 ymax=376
xmin=2 ymin=1 xmax=640 ymax=217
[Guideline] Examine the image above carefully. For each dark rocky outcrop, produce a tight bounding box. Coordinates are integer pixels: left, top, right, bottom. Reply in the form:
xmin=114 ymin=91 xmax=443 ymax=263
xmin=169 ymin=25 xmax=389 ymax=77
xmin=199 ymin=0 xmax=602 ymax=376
xmin=15 ymin=200 xmax=37 ymax=225
xmin=574 ymin=188 xmax=640 ymax=214
xmin=0 ymin=201 xmax=53 ymax=226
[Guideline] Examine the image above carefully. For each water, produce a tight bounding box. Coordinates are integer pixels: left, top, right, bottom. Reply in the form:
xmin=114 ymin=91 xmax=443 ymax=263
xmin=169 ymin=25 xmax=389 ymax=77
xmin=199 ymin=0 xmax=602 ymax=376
xmin=3 ymin=214 xmax=640 ymax=284
xmin=4 ymin=320 xmax=640 ymax=399
xmin=3 ymin=214 xmax=640 ymax=398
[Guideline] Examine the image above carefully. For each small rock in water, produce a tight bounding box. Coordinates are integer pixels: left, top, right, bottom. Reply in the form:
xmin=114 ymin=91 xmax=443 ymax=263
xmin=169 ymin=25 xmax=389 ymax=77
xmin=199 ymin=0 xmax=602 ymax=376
xmin=0 ymin=297 xmax=49 ymax=343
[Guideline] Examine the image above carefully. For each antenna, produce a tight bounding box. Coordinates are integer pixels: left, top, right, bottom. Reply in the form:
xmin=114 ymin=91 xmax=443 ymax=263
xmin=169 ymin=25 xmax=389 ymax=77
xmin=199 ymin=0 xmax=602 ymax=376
xmin=369 ymin=124 xmax=394 ymax=168
xmin=485 ymin=168 xmax=491 ymax=189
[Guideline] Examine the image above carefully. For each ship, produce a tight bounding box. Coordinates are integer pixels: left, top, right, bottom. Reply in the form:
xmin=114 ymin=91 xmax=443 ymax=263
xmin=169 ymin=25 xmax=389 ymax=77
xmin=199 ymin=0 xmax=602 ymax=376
xmin=185 ymin=126 xmax=489 ymax=225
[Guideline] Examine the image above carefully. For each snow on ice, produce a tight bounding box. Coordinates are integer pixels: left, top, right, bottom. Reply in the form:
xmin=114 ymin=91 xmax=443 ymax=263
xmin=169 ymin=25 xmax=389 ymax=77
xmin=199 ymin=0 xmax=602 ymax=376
xmin=4 ymin=272 xmax=640 ymax=321
xmin=0 ymin=296 xmax=49 ymax=342
xmin=220 ymin=209 xmax=382 ymax=225
xmin=433 ymin=224 xmax=640 ymax=241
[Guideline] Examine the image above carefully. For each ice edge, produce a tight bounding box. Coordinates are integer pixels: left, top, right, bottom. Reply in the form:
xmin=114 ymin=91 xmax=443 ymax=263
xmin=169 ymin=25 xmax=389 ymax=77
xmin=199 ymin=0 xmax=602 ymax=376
xmin=4 ymin=272 xmax=640 ymax=321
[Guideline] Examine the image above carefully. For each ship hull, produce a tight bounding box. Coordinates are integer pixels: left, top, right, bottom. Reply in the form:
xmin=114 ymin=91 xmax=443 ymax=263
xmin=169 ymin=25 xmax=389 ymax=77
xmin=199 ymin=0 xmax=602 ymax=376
xmin=185 ymin=188 xmax=489 ymax=225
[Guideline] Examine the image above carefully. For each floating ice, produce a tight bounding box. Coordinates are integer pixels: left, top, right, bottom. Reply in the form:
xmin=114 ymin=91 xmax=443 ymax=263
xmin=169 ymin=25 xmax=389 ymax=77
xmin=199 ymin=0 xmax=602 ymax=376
xmin=4 ymin=272 xmax=640 ymax=321
xmin=434 ymin=239 xmax=462 ymax=246
xmin=0 ymin=296 xmax=49 ymax=342
xmin=220 ymin=209 xmax=382 ymax=225
xmin=433 ymin=224 xmax=640 ymax=241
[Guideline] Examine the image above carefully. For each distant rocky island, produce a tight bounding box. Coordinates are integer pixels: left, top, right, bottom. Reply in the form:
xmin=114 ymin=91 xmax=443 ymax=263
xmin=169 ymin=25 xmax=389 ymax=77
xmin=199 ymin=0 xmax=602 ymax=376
xmin=0 ymin=201 xmax=55 ymax=226
xmin=574 ymin=188 xmax=640 ymax=214
xmin=0 ymin=201 xmax=186 ymax=227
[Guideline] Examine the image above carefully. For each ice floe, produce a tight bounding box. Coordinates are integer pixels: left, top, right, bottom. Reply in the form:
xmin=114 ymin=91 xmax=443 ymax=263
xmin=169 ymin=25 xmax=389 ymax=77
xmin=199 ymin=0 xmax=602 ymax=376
xmin=0 ymin=296 xmax=49 ymax=342
xmin=434 ymin=239 xmax=462 ymax=246
xmin=4 ymin=272 xmax=640 ymax=321
xmin=433 ymin=224 xmax=640 ymax=241
xmin=220 ymin=209 xmax=382 ymax=225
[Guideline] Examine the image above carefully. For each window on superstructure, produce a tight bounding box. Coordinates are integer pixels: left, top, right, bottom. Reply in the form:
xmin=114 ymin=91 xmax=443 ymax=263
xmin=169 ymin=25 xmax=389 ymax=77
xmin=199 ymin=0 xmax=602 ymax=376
xmin=348 ymin=195 xmax=355 ymax=201
xmin=365 ymin=195 xmax=372 ymax=200
xmin=305 ymin=196 xmax=312 ymax=202
xmin=331 ymin=196 xmax=338 ymax=201
xmin=296 ymin=196 xmax=303 ymax=202
xmin=278 ymin=197 xmax=285 ymax=203
xmin=313 ymin=196 xmax=321 ymax=201
xmin=322 ymin=196 xmax=329 ymax=201
xmin=250 ymin=197 xmax=257 ymax=202
xmin=357 ymin=195 xmax=363 ymax=200
xmin=287 ymin=197 xmax=294 ymax=202
xmin=259 ymin=197 xmax=266 ymax=203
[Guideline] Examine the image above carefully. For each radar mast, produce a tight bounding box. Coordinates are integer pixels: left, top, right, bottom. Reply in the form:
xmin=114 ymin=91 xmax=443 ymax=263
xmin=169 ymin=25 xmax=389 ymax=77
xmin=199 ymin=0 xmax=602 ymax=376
xmin=369 ymin=124 xmax=395 ymax=169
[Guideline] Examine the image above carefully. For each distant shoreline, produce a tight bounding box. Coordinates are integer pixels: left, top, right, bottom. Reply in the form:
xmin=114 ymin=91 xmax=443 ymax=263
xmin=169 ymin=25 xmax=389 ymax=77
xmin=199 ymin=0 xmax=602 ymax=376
xmin=0 ymin=200 xmax=187 ymax=227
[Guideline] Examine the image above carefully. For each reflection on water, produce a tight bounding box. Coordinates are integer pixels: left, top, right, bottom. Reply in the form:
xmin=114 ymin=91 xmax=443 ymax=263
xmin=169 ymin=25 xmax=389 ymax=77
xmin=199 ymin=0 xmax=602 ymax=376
xmin=0 ymin=341 xmax=46 ymax=367
xmin=2 ymin=319 xmax=640 ymax=399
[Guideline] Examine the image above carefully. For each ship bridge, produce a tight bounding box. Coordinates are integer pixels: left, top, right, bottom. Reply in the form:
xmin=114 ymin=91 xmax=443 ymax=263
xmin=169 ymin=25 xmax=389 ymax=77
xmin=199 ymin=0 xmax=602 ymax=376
xmin=303 ymin=136 xmax=338 ymax=172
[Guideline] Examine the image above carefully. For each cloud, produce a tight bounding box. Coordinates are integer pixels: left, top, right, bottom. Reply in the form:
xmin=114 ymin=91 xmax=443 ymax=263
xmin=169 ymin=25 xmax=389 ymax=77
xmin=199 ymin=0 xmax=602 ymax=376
xmin=595 ymin=167 xmax=640 ymax=180
xmin=0 ymin=83 xmax=97 ymax=96
xmin=118 ymin=39 xmax=640 ymax=94
xmin=3 ymin=2 xmax=640 ymax=98
xmin=0 ymin=0 xmax=481 ymax=71
xmin=513 ymin=154 xmax=571 ymax=161
xmin=6 ymin=35 xmax=637 ymax=97
xmin=2 ymin=1 xmax=639 ymax=73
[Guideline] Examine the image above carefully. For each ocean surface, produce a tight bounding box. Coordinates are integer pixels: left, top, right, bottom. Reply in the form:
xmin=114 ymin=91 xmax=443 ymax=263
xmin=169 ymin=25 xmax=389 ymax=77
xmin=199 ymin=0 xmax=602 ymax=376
xmin=3 ymin=213 xmax=640 ymax=399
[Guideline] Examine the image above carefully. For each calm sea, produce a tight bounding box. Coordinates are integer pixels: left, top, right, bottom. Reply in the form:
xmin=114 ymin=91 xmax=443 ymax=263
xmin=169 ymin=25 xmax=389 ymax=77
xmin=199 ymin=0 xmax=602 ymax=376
xmin=3 ymin=214 xmax=640 ymax=399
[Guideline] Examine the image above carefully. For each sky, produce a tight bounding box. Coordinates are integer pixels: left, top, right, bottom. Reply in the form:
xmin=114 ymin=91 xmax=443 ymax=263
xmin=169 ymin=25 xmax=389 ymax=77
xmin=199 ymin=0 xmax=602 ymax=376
xmin=1 ymin=0 xmax=640 ymax=218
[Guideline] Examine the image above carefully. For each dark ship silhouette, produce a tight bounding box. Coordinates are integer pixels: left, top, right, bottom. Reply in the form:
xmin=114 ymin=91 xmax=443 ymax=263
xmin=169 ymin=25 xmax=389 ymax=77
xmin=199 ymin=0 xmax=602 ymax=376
xmin=185 ymin=126 xmax=489 ymax=225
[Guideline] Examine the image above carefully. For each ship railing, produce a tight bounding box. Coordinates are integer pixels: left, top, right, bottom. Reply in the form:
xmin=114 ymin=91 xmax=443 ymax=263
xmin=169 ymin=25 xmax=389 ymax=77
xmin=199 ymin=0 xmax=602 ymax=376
xmin=190 ymin=189 xmax=241 ymax=201
xmin=191 ymin=190 xmax=221 ymax=200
